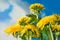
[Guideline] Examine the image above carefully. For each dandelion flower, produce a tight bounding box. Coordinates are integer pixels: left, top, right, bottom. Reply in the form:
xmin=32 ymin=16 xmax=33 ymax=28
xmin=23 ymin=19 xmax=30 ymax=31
xmin=29 ymin=3 xmax=44 ymax=14
xmin=4 ymin=24 xmax=22 ymax=35
xmin=51 ymin=25 xmax=60 ymax=31
xmin=37 ymin=15 xmax=57 ymax=30
xmin=21 ymin=24 xmax=40 ymax=37
xmin=17 ymin=16 xmax=31 ymax=26
xmin=54 ymin=14 xmax=60 ymax=20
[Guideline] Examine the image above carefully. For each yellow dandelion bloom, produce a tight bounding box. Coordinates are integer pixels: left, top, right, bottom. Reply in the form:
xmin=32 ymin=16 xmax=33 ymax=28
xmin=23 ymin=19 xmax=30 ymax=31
xmin=37 ymin=15 xmax=57 ymax=30
xmin=52 ymin=25 xmax=60 ymax=31
xmin=29 ymin=3 xmax=44 ymax=14
xmin=21 ymin=24 xmax=40 ymax=37
xmin=4 ymin=24 xmax=23 ymax=35
xmin=16 ymin=16 xmax=31 ymax=25
xmin=54 ymin=14 xmax=60 ymax=20
xmin=56 ymin=25 xmax=60 ymax=31
xmin=17 ymin=16 xmax=27 ymax=24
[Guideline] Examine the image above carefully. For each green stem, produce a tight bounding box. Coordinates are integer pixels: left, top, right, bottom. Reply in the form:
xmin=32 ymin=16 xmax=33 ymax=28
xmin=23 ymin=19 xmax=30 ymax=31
xmin=22 ymin=39 xmax=25 ymax=40
xmin=34 ymin=10 xmax=39 ymax=19
xmin=55 ymin=36 xmax=58 ymax=40
xmin=16 ymin=36 xmax=25 ymax=40
xmin=40 ymin=25 xmax=54 ymax=40
xmin=27 ymin=31 xmax=32 ymax=40
xmin=49 ymin=27 xmax=54 ymax=40
xmin=28 ymin=35 xmax=31 ymax=40
xmin=16 ymin=38 xmax=18 ymax=40
xmin=40 ymin=33 xmax=43 ymax=40
xmin=38 ymin=36 xmax=42 ymax=40
xmin=34 ymin=14 xmax=38 ymax=20
xmin=55 ymin=32 xmax=59 ymax=40
xmin=36 ymin=14 xmax=38 ymax=19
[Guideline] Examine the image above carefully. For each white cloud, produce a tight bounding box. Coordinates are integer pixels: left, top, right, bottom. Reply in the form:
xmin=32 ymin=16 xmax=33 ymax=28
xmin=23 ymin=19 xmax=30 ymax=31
xmin=0 ymin=22 xmax=15 ymax=40
xmin=9 ymin=1 xmax=26 ymax=24
xmin=0 ymin=0 xmax=27 ymax=40
xmin=14 ymin=0 xmax=30 ymax=13
xmin=0 ymin=1 xmax=9 ymax=12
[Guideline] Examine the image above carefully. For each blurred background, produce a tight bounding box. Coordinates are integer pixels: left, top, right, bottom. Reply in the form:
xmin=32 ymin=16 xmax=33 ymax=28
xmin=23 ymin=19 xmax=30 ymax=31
xmin=0 ymin=0 xmax=60 ymax=40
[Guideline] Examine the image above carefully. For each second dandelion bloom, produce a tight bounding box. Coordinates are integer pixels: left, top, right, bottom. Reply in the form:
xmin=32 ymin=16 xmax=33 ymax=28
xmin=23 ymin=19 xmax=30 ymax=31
xmin=29 ymin=3 xmax=45 ymax=14
xmin=21 ymin=24 xmax=40 ymax=38
xmin=51 ymin=24 xmax=60 ymax=31
xmin=37 ymin=14 xmax=59 ymax=30
xmin=16 ymin=16 xmax=31 ymax=26
xmin=4 ymin=24 xmax=23 ymax=35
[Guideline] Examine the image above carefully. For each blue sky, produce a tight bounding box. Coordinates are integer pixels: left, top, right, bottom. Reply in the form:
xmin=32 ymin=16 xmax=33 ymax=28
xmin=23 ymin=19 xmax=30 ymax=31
xmin=0 ymin=4 xmax=13 ymax=21
xmin=17 ymin=0 xmax=60 ymax=13
xmin=0 ymin=0 xmax=60 ymax=21
xmin=0 ymin=0 xmax=60 ymax=40
xmin=21 ymin=0 xmax=60 ymax=15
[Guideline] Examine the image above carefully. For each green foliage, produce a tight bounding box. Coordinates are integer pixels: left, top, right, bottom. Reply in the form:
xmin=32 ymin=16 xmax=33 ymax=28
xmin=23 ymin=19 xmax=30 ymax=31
xmin=26 ymin=14 xmax=41 ymax=25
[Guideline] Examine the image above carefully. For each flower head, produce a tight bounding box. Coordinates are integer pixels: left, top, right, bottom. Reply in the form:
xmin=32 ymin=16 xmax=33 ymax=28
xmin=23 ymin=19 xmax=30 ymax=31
xmin=17 ymin=16 xmax=31 ymax=26
xmin=4 ymin=24 xmax=23 ymax=35
xmin=51 ymin=25 xmax=60 ymax=31
xmin=37 ymin=15 xmax=57 ymax=30
xmin=21 ymin=24 xmax=40 ymax=37
xmin=54 ymin=14 xmax=60 ymax=20
xmin=29 ymin=3 xmax=44 ymax=14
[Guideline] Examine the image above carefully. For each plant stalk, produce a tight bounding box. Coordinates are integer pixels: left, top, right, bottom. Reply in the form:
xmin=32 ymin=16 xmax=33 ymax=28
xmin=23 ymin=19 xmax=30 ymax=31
xmin=55 ymin=36 xmax=58 ymax=40
xmin=28 ymin=35 xmax=31 ymax=40
xmin=49 ymin=27 xmax=54 ymax=40
xmin=54 ymin=32 xmax=59 ymax=40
